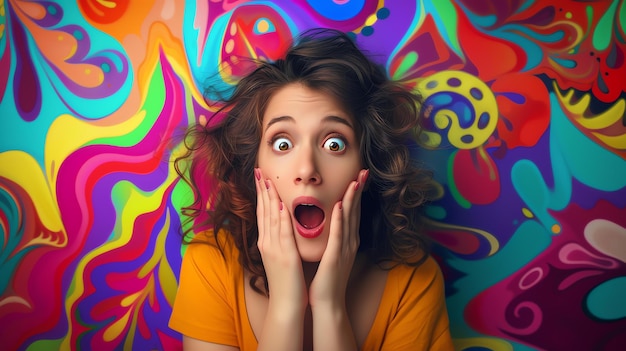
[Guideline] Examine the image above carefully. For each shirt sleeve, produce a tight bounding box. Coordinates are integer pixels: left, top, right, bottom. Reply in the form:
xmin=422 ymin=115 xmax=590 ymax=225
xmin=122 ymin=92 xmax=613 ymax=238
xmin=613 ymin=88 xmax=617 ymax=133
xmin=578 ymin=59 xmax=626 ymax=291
xmin=380 ymin=257 xmax=454 ymax=351
xmin=168 ymin=241 xmax=239 ymax=347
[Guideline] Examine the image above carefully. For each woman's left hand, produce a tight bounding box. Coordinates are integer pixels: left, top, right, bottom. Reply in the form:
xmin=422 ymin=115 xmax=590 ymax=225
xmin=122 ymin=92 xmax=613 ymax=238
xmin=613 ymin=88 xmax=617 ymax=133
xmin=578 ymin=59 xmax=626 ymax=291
xmin=308 ymin=169 xmax=369 ymax=309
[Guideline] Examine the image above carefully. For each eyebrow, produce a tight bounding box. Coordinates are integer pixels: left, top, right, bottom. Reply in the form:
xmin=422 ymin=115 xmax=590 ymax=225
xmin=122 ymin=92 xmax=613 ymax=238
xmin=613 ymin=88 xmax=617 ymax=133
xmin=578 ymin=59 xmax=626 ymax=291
xmin=265 ymin=115 xmax=354 ymax=131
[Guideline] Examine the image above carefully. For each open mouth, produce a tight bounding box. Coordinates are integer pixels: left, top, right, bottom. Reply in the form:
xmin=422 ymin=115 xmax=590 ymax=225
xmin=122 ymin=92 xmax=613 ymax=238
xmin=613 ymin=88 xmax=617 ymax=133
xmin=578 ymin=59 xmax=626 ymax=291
xmin=294 ymin=204 xmax=325 ymax=238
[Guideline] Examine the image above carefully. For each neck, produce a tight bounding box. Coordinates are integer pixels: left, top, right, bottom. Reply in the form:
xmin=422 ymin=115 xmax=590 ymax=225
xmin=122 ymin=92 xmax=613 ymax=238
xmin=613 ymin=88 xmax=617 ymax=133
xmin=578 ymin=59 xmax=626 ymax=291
xmin=302 ymin=261 xmax=319 ymax=287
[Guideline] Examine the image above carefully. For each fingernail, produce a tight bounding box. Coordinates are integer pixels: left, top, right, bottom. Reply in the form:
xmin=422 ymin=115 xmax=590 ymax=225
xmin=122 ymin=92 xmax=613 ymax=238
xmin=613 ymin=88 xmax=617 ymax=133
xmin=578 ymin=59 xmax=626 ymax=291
xmin=338 ymin=201 xmax=343 ymax=210
xmin=254 ymin=168 xmax=261 ymax=180
xmin=264 ymin=179 xmax=270 ymax=190
xmin=354 ymin=181 xmax=360 ymax=191
xmin=279 ymin=202 xmax=284 ymax=211
xmin=363 ymin=169 xmax=370 ymax=183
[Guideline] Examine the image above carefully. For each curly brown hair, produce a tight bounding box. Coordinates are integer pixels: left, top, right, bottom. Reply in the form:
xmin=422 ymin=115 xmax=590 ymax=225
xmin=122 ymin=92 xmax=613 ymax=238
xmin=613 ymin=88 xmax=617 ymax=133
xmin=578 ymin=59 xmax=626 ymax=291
xmin=175 ymin=28 xmax=434 ymax=294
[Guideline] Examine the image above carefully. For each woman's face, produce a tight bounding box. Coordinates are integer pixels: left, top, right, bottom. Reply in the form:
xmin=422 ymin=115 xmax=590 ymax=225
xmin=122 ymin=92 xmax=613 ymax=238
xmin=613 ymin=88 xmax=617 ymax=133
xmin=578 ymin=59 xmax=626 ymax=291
xmin=257 ymin=83 xmax=363 ymax=262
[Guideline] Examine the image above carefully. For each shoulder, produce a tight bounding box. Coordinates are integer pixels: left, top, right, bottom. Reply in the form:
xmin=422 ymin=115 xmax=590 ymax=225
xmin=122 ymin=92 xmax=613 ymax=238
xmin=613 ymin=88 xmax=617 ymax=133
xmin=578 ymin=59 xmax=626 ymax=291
xmin=170 ymin=230 xmax=246 ymax=346
xmin=182 ymin=230 xmax=241 ymax=276
xmin=387 ymin=256 xmax=450 ymax=337
xmin=386 ymin=255 xmax=446 ymax=301
xmin=186 ymin=229 xmax=239 ymax=256
xmin=392 ymin=255 xmax=442 ymax=279
xmin=362 ymin=255 xmax=452 ymax=349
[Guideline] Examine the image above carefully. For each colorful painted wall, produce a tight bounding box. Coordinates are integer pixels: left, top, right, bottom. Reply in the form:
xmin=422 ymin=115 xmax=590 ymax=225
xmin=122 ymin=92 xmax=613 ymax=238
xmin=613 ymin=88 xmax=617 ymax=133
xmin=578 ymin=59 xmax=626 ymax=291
xmin=1 ymin=0 xmax=625 ymax=350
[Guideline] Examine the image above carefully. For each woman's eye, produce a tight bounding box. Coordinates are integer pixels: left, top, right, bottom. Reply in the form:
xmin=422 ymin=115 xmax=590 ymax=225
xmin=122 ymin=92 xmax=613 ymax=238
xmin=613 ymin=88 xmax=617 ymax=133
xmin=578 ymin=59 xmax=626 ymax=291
xmin=272 ymin=137 xmax=292 ymax=151
xmin=323 ymin=137 xmax=346 ymax=152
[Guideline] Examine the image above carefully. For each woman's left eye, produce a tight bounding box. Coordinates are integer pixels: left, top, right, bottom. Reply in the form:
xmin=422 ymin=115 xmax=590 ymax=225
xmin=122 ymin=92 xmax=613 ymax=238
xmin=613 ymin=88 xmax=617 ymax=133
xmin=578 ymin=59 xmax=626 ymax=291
xmin=323 ymin=137 xmax=346 ymax=152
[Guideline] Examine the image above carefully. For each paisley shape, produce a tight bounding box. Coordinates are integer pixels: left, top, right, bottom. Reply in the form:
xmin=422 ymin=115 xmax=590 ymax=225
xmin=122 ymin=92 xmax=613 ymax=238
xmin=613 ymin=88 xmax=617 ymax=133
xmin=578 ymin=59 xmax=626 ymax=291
xmin=418 ymin=70 xmax=498 ymax=149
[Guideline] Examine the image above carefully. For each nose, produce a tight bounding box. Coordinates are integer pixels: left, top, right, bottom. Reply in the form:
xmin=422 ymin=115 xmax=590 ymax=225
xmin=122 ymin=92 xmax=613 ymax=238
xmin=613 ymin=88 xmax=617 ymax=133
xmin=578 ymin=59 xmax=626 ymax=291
xmin=295 ymin=145 xmax=321 ymax=185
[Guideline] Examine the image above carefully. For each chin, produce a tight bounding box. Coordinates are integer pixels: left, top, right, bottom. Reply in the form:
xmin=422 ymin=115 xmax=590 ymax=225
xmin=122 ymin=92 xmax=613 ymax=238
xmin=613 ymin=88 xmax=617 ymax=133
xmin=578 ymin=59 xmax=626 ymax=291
xmin=297 ymin=247 xmax=325 ymax=262
xmin=300 ymin=253 xmax=323 ymax=263
xmin=295 ymin=236 xmax=328 ymax=263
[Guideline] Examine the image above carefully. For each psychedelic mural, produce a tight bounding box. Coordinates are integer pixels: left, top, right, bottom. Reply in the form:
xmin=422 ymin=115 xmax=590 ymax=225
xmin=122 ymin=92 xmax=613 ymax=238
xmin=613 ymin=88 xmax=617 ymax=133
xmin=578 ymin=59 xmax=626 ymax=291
xmin=0 ymin=0 xmax=625 ymax=350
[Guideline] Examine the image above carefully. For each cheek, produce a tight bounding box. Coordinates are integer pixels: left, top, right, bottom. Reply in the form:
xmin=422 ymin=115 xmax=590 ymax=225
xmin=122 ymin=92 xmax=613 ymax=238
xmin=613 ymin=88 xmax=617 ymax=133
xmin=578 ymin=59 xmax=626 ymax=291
xmin=271 ymin=178 xmax=292 ymax=206
xmin=336 ymin=167 xmax=356 ymax=180
xmin=327 ymin=168 xmax=361 ymax=197
xmin=257 ymin=154 xmax=279 ymax=179
xmin=256 ymin=148 xmax=274 ymax=175
xmin=257 ymin=160 xmax=284 ymax=186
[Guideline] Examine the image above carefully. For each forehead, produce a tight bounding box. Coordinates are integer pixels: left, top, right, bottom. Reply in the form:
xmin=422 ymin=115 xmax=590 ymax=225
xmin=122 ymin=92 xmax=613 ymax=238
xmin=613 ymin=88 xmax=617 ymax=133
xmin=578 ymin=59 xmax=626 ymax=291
xmin=262 ymin=83 xmax=354 ymax=126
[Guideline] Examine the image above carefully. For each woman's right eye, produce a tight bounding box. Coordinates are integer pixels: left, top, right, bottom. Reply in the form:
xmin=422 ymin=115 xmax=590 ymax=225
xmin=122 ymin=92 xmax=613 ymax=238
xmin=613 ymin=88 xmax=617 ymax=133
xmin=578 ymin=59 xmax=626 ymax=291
xmin=271 ymin=137 xmax=292 ymax=151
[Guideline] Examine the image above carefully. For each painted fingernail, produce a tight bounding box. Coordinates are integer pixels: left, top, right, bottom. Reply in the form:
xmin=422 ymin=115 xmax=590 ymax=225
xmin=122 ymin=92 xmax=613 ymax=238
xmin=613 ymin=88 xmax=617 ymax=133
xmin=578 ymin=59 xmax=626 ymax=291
xmin=264 ymin=179 xmax=270 ymax=190
xmin=338 ymin=201 xmax=343 ymax=210
xmin=363 ymin=169 xmax=370 ymax=183
xmin=354 ymin=181 xmax=360 ymax=191
xmin=279 ymin=202 xmax=284 ymax=211
xmin=254 ymin=168 xmax=261 ymax=180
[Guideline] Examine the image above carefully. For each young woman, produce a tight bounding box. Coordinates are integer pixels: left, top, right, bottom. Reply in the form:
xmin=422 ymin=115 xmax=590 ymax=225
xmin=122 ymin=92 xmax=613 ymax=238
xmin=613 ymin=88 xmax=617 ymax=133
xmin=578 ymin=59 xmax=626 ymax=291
xmin=169 ymin=28 xmax=453 ymax=351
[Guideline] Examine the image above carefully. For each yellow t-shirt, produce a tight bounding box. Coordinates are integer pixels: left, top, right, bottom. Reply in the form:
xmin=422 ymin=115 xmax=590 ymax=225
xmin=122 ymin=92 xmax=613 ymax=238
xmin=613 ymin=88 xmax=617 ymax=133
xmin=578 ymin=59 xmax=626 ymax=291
xmin=169 ymin=231 xmax=453 ymax=350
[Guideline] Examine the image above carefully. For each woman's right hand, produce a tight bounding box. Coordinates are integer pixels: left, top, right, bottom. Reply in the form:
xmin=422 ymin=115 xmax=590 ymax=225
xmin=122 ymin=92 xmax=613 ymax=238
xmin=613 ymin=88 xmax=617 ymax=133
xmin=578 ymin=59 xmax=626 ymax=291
xmin=255 ymin=168 xmax=308 ymax=315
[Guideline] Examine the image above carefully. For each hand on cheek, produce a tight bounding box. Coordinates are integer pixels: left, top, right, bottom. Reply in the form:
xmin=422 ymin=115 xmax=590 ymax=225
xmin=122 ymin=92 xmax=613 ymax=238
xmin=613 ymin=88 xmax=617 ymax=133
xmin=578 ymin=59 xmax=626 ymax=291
xmin=254 ymin=168 xmax=307 ymax=312
xmin=309 ymin=169 xmax=369 ymax=308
